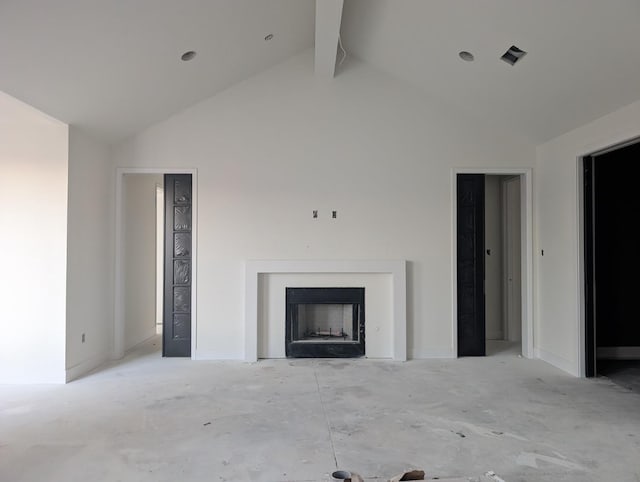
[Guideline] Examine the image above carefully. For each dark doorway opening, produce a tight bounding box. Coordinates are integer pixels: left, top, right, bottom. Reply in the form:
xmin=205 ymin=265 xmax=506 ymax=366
xmin=584 ymin=141 xmax=640 ymax=379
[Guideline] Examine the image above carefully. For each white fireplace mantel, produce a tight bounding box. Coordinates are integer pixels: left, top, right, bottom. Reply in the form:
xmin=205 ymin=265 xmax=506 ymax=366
xmin=244 ymin=260 xmax=407 ymax=362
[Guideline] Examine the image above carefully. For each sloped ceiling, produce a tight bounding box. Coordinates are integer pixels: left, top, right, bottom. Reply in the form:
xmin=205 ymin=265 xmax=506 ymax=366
xmin=2 ymin=0 xmax=640 ymax=145
xmin=342 ymin=0 xmax=640 ymax=143
xmin=0 ymin=0 xmax=315 ymax=143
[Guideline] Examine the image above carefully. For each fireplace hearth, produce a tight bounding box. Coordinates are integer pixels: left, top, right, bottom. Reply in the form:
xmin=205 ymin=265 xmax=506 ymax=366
xmin=285 ymin=287 xmax=365 ymax=358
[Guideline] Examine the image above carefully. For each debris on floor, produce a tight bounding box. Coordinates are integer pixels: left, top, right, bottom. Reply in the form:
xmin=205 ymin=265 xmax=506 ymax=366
xmin=330 ymin=470 xmax=364 ymax=482
xmin=387 ymin=469 xmax=507 ymax=482
xmin=484 ymin=471 xmax=506 ymax=482
xmin=389 ymin=469 xmax=426 ymax=481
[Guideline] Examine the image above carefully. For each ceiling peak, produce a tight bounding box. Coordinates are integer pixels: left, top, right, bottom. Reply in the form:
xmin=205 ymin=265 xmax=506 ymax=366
xmin=314 ymin=0 xmax=344 ymax=78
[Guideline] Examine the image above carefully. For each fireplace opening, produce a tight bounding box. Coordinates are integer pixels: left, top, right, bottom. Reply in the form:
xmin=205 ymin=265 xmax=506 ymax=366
xmin=286 ymin=287 xmax=365 ymax=358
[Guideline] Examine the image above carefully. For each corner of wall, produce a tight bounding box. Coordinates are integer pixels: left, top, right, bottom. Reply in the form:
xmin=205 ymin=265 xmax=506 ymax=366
xmin=65 ymin=126 xmax=114 ymax=380
xmin=534 ymin=347 xmax=579 ymax=377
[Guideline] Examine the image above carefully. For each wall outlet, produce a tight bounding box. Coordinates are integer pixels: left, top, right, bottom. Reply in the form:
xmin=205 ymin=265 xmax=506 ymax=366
xmin=82 ymin=333 xmax=85 ymax=343
xmin=332 ymin=210 xmax=337 ymax=218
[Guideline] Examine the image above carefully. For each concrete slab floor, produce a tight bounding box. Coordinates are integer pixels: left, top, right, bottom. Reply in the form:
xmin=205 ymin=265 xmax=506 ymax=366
xmin=1 ymin=336 xmax=639 ymax=482
xmin=597 ymin=360 xmax=640 ymax=393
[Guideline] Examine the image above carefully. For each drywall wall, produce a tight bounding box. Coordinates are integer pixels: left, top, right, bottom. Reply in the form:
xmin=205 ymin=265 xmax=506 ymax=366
xmin=65 ymin=126 xmax=113 ymax=381
xmin=112 ymin=50 xmax=535 ymax=360
xmin=123 ymin=173 xmax=163 ymax=351
xmin=485 ymin=176 xmax=503 ymax=340
xmin=0 ymin=91 xmax=68 ymax=383
xmin=536 ymin=98 xmax=640 ymax=376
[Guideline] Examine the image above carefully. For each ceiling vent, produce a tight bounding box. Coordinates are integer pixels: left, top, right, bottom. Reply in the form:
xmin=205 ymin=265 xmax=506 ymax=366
xmin=500 ymin=45 xmax=527 ymax=66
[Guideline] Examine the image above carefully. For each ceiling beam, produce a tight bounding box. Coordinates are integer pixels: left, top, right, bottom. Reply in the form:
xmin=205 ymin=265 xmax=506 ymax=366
xmin=314 ymin=0 xmax=344 ymax=78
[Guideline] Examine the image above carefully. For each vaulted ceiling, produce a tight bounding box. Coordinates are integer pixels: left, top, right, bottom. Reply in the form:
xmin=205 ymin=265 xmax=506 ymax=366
xmin=1 ymin=0 xmax=640 ymax=144
xmin=341 ymin=0 xmax=640 ymax=143
xmin=0 ymin=0 xmax=315 ymax=142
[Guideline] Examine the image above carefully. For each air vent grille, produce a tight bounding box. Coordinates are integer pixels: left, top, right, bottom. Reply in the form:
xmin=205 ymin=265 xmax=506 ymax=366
xmin=501 ymin=45 xmax=527 ymax=66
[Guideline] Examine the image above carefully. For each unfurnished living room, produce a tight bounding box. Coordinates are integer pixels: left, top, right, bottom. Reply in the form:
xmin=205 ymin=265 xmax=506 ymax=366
xmin=1 ymin=1 xmax=639 ymax=481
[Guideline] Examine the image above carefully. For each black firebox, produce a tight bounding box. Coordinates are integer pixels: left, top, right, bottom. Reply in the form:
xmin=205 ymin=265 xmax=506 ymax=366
xmin=285 ymin=287 xmax=365 ymax=358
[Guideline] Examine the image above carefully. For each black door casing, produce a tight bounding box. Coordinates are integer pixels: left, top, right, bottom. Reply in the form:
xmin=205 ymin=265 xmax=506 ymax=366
xmin=457 ymin=174 xmax=486 ymax=356
xmin=163 ymin=174 xmax=192 ymax=357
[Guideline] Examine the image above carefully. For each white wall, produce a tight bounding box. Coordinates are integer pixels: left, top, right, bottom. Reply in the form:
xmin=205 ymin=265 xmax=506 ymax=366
xmin=65 ymin=126 xmax=113 ymax=381
xmin=536 ymin=98 xmax=640 ymax=376
xmin=112 ymin=50 xmax=535 ymax=360
xmin=123 ymin=174 xmax=163 ymax=351
xmin=484 ymin=176 xmax=502 ymax=340
xmin=0 ymin=91 xmax=68 ymax=383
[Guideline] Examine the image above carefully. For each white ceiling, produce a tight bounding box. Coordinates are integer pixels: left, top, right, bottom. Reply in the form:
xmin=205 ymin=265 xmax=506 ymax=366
xmin=0 ymin=0 xmax=315 ymax=143
xmin=342 ymin=0 xmax=640 ymax=143
xmin=2 ymin=1 xmax=640 ymax=144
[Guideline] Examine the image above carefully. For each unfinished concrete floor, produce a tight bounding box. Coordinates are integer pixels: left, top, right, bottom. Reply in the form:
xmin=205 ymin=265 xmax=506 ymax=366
xmin=1 ymin=337 xmax=639 ymax=482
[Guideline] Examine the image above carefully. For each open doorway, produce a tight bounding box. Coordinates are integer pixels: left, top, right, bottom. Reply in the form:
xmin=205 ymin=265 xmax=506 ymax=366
xmin=485 ymin=175 xmax=522 ymax=356
xmin=155 ymin=183 xmax=164 ymax=335
xmin=121 ymin=173 xmax=163 ymax=354
xmin=583 ymin=140 xmax=640 ymax=388
xmin=454 ymin=169 xmax=533 ymax=359
xmin=114 ymin=169 xmax=196 ymax=361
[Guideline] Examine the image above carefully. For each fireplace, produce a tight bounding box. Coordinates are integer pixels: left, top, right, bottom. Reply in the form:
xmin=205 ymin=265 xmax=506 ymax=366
xmin=285 ymin=287 xmax=365 ymax=358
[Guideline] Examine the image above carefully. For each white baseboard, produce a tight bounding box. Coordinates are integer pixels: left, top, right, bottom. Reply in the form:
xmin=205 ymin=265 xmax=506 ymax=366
xmin=193 ymin=350 xmax=244 ymax=361
xmin=66 ymin=353 xmax=108 ymax=383
xmin=124 ymin=331 xmax=157 ymax=354
xmin=486 ymin=331 xmax=504 ymax=341
xmin=1 ymin=369 xmax=66 ymax=384
xmin=534 ymin=347 xmax=578 ymax=376
xmin=408 ymin=348 xmax=456 ymax=359
xmin=597 ymin=346 xmax=640 ymax=360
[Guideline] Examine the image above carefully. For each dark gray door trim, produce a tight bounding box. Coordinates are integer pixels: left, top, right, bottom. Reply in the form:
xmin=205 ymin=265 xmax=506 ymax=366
xmin=163 ymin=174 xmax=193 ymax=357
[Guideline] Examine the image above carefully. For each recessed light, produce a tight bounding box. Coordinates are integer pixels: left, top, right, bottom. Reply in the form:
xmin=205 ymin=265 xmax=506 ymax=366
xmin=181 ymin=51 xmax=196 ymax=61
xmin=459 ymin=51 xmax=475 ymax=62
xmin=264 ymin=33 xmax=274 ymax=41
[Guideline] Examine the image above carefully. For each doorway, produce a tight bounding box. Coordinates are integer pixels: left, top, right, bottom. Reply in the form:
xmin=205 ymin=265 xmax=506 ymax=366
xmin=487 ymin=175 xmax=522 ymax=355
xmin=454 ymin=169 xmax=533 ymax=358
xmin=114 ymin=169 xmax=197 ymax=360
xmin=583 ymin=141 xmax=640 ymax=381
xmin=121 ymin=173 xmax=164 ymax=354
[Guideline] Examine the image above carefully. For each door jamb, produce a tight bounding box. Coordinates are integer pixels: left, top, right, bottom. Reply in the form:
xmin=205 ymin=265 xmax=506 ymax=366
xmin=114 ymin=167 xmax=198 ymax=360
xmin=501 ymin=175 xmax=521 ymax=342
xmin=451 ymin=168 xmax=533 ymax=358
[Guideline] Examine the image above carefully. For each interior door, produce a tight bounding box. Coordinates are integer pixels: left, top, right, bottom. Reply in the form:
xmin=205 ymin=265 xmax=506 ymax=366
xmin=163 ymin=174 xmax=192 ymax=357
xmin=457 ymin=174 xmax=486 ymax=356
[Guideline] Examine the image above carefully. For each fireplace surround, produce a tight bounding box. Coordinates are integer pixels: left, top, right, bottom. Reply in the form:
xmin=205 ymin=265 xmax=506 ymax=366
xmin=244 ymin=260 xmax=407 ymax=361
xmin=285 ymin=287 xmax=365 ymax=358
